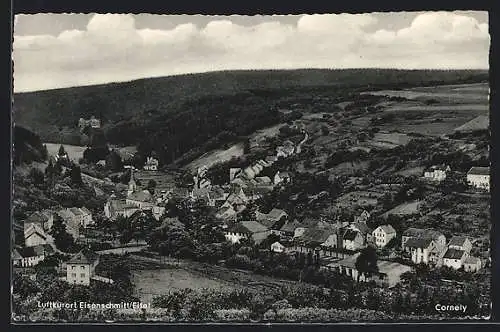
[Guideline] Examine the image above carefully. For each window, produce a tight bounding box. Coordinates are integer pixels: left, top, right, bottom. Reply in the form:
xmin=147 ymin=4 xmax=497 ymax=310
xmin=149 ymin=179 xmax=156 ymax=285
xmin=71 ymin=266 xmax=75 ymax=270
xmin=80 ymin=265 xmax=85 ymax=269
xmin=80 ymin=273 xmax=86 ymax=278
xmin=71 ymin=273 xmax=76 ymax=278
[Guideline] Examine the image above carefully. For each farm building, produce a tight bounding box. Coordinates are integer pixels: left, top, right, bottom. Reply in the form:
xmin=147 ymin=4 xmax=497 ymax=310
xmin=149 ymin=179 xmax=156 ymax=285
xmin=271 ymin=241 xmax=286 ymax=253
xmin=326 ymin=253 xmax=412 ymax=287
xmin=12 ymin=244 xmax=54 ymax=268
xmin=467 ymin=166 xmax=490 ymax=191
xmin=224 ymin=220 xmax=270 ymax=244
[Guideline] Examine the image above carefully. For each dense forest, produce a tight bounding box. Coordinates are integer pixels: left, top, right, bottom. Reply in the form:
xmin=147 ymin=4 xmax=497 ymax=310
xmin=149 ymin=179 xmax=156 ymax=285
xmin=13 ymin=69 xmax=489 ymax=166
xmin=13 ymin=126 xmax=48 ymax=166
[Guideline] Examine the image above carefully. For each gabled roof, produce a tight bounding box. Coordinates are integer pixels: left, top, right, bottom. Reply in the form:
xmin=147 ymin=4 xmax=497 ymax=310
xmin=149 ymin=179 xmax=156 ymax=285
xmin=280 ymin=220 xmax=305 ymax=233
xmin=80 ymin=207 xmax=92 ymax=215
xmin=70 ymin=207 xmax=84 ymax=216
xmin=228 ymin=220 xmax=268 ymax=234
xmin=352 ymin=222 xmax=372 ymax=235
xmin=57 ymin=209 xmax=76 ymax=221
xmin=403 ymin=227 xmax=444 ymax=241
xmin=300 ymin=225 xmax=337 ymax=244
xmin=443 ymin=248 xmax=467 ymax=260
xmin=12 ymin=248 xmax=23 ymax=260
xmin=128 ymin=190 xmax=154 ymax=202
xmin=425 ymin=164 xmax=450 ymax=172
xmin=448 ymin=236 xmax=470 ymax=247
xmin=376 ymin=224 xmax=396 ymax=235
xmin=343 ymin=229 xmax=360 ymax=241
xmin=467 ymin=166 xmax=490 ymax=176
xmin=255 ymin=176 xmax=272 ymax=184
xmin=405 ymin=237 xmax=433 ymax=249
xmin=24 ymin=223 xmax=47 ymax=239
xmin=19 ymin=244 xmax=54 ymax=257
xmin=67 ymin=250 xmax=99 ymax=265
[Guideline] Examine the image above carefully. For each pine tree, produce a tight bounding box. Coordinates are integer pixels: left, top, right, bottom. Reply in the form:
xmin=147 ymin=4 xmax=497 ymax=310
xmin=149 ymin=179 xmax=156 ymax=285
xmin=58 ymin=145 xmax=66 ymax=157
xmin=49 ymin=215 xmax=75 ymax=252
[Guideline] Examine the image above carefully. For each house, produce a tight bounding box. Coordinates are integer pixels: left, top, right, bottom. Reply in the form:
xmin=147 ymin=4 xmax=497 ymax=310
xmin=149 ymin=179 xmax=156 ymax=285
xmin=256 ymin=208 xmax=288 ymax=224
xmin=126 ymin=190 xmax=155 ymax=209
xmin=327 ymin=253 xmax=412 ymax=287
xmin=78 ymin=116 xmax=101 ymax=131
xmin=294 ymin=223 xmax=340 ymax=256
xmin=279 ymin=220 xmax=307 ymax=239
xmin=14 ymin=244 xmax=54 ymax=267
xmin=143 ymin=156 xmax=159 ymax=171
xmin=442 ymin=248 xmax=468 ymax=270
xmin=466 ymin=167 xmax=490 ymax=191
xmin=25 ymin=210 xmax=54 ymax=232
xmin=271 ymin=241 xmax=286 ymax=253
xmin=341 ymin=229 xmax=365 ymax=251
xmin=66 ymin=250 xmax=100 ymax=286
xmin=404 ymin=238 xmax=437 ymax=264
xmin=224 ymin=220 xmax=270 ymax=244
xmin=12 ymin=248 xmax=23 ymax=267
xmin=463 ymin=256 xmax=482 ymax=272
xmin=96 ymin=160 xmax=106 ymax=167
xmin=274 ymin=171 xmax=291 ymax=185
xmin=373 ymin=225 xmax=397 ymax=248
xmin=402 ymin=228 xmax=446 ymax=253
xmin=104 ymin=198 xmax=139 ymax=220
xmin=68 ymin=207 xmax=93 ymax=228
xmin=448 ymin=236 xmax=473 ymax=253
xmin=216 ymin=205 xmax=237 ymax=221
xmin=24 ymin=223 xmax=53 ymax=247
xmin=349 ymin=222 xmax=373 ymax=244
xmin=423 ymin=165 xmax=451 ymax=182
xmin=354 ymin=210 xmax=371 ymax=223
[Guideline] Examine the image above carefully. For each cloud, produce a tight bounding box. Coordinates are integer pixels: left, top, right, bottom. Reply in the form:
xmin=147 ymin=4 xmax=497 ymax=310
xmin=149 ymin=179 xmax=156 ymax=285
xmin=13 ymin=12 xmax=489 ymax=92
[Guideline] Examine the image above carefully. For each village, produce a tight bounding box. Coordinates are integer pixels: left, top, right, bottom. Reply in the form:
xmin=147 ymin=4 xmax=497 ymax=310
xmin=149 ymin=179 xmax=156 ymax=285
xmin=13 ymin=110 xmax=490 ymax=292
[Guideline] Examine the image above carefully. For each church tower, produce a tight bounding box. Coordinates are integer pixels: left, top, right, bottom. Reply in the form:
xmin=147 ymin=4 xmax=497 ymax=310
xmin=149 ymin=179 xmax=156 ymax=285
xmin=127 ymin=167 xmax=137 ymax=197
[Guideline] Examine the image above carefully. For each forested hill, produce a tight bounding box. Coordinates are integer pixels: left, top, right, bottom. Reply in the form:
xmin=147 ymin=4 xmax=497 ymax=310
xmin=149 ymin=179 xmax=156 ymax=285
xmin=13 ymin=126 xmax=48 ymax=166
xmin=13 ymin=69 xmax=488 ymax=165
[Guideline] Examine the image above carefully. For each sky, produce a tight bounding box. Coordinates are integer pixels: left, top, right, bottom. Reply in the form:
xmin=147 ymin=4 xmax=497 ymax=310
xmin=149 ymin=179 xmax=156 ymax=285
xmin=13 ymin=11 xmax=489 ymax=93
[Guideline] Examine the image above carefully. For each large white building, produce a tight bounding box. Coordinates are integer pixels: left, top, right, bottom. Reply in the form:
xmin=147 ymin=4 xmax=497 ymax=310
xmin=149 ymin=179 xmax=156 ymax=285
xmin=372 ymin=225 xmax=396 ymax=248
xmin=466 ymin=166 xmax=490 ymax=191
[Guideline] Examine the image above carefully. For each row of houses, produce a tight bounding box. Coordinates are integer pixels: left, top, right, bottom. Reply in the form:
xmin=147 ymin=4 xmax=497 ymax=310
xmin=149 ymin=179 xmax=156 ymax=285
xmin=24 ymin=207 xmax=93 ymax=248
xmin=423 ymin=165 xmax=489 ymax=191
xmin=401 ymin=228 xmax=482 ymax=272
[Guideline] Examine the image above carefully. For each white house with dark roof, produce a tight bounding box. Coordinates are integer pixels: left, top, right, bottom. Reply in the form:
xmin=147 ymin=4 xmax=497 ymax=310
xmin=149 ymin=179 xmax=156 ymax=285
xmin=405 ymin=238 xmax=437 ymax=264
xmin=442 ymin=248 xmax=468 ymax=270
xmin=224 ymin=220 xmax=270 ymax=244
xmin=13 ymin=244 xmax=54 ymax=267
xmin=402 ymin=228 xmax=446 ymax=254
xmin=466 ymin=166 xmax=490 ymax=191
xmin=373 ymin=225 xmax=397 ymax=248
xmin=271 ymin=241 xmax=286 ymax=253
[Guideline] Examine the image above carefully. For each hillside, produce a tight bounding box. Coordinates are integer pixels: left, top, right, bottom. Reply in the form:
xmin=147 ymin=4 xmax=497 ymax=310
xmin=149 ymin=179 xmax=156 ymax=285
xmin=13 ymin=69 xmax=488 ymax=166
xmin=13 ymin=126 xmax=48 ymax=166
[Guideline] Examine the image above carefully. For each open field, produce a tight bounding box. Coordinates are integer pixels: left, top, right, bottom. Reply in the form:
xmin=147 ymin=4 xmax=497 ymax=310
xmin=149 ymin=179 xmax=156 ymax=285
xmin=131 ymin=257 xmax=299 ymax=303
xmin=45 ymin=143 xmax=86 ymax=161
xmin=184 ymin=143 xmax=245 ymax=172
xmin=362 ymin=83 xmax=489 ymax=104
xmin=134 ymin=170 xmax=179 ymax=192
xmin=382 ymin=200 xmax=422 ymax=218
